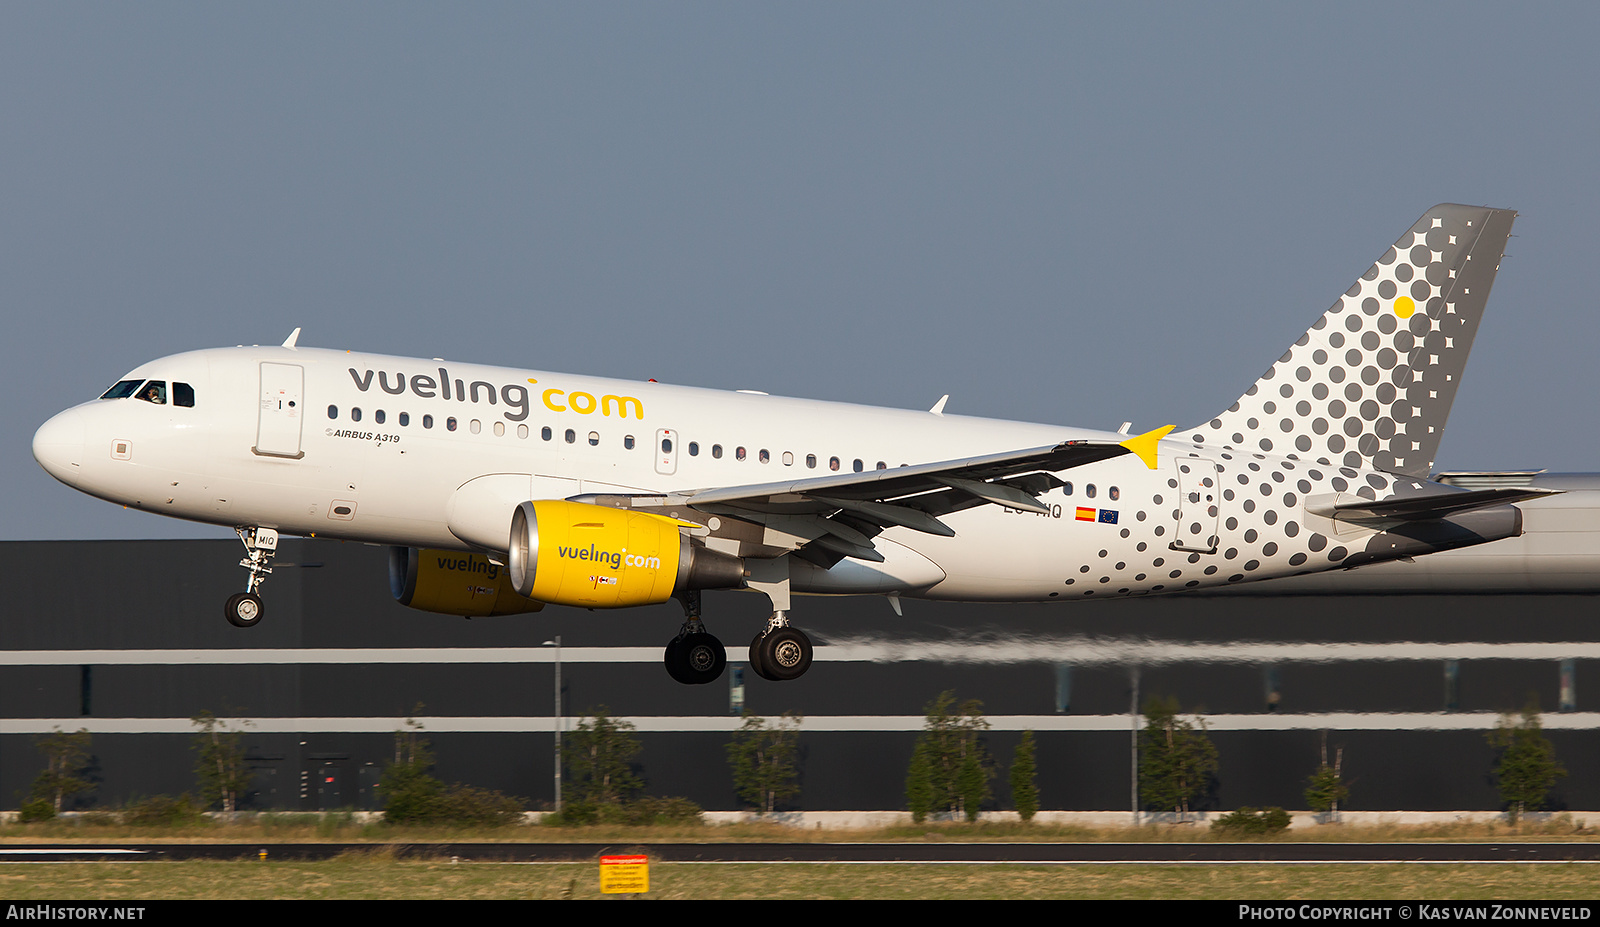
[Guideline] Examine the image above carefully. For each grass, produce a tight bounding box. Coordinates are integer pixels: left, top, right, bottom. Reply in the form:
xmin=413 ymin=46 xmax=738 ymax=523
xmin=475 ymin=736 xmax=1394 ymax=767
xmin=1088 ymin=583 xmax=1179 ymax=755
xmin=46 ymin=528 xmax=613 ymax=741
xmin=1 ymin=857 xmax=1598 ymax=900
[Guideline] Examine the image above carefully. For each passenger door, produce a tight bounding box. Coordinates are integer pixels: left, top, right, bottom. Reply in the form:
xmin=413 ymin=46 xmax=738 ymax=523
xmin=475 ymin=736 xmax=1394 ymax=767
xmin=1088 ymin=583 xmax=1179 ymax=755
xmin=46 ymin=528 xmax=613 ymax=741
xmin=254 ymin=362 xmax=305 ymax=459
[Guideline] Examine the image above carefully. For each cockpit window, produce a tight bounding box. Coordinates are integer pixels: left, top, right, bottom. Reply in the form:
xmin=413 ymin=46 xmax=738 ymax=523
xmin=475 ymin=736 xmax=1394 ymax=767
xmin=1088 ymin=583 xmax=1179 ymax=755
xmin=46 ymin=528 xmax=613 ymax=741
xmin=100 ymin=379 xmax=144 ymax=400
xmin=136 ymin=381 xmax=168 ymax=405
xmin=173 ymin=382 xmax=195 ymax=408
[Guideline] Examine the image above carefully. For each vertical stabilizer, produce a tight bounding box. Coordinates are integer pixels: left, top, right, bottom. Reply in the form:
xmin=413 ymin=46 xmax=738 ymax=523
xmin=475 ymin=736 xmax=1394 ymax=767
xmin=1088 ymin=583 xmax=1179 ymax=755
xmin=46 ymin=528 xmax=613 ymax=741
xmin=1188 ymin=204 xmax=1516 ymax=477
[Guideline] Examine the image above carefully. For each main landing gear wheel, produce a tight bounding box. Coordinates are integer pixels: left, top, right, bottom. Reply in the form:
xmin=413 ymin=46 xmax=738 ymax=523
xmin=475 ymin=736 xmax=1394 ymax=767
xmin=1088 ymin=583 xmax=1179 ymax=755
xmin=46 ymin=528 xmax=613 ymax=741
xmin=224 ymin=592 xmax=265 ymax=628
xmin=747 ymin=632 xmax=772 ymax=680
xmin=664 ymin=631 xmax=726 ymax=685
xmin=750 ymin=626 xmax=813 ymax=681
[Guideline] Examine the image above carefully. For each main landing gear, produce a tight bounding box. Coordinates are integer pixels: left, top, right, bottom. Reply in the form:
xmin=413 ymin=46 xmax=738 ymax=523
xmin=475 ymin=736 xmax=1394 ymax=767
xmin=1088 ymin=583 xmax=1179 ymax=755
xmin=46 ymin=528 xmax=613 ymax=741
xmin=659 ymin=583 xmax=817 ymax=685
xmin=225 ymin=527 xmax=278 ymax=629
xmin=664 ymin=591 xmax=727 ymax=685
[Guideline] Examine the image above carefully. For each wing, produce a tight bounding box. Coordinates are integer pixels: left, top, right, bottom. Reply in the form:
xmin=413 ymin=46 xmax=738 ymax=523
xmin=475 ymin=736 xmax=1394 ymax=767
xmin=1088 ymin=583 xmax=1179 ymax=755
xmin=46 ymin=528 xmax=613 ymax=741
xmin=572 ymin=426 xmax=1173 ymax=566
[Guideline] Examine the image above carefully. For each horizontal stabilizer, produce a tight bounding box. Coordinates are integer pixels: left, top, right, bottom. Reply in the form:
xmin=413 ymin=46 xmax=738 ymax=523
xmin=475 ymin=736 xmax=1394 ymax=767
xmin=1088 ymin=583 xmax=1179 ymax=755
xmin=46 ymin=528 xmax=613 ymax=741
xmin=1308 ymin=487 xmax=1559 ymax=524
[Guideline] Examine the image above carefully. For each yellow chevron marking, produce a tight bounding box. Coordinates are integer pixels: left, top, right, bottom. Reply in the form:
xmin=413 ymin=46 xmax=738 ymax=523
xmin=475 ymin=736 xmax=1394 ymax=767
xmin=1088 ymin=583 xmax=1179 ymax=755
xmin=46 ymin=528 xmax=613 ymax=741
xmin=1120 ymin=425 xmax=1175 ymax=470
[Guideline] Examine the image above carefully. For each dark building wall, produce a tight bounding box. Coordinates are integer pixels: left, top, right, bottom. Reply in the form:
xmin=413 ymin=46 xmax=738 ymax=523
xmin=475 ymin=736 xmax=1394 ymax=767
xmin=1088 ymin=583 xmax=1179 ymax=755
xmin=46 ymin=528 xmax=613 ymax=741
xmin=2 ymin=539 xmax=1595 ymax=812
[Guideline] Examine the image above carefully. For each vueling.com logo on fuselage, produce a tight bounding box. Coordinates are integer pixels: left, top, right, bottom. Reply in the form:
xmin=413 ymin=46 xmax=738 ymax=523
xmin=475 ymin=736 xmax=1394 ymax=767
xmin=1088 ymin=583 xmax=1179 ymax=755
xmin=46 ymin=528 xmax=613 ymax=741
xmin=557 ymin=543 xmax=661 ymax=571
xmin=348 ymin=367 xmax=645 ymax=423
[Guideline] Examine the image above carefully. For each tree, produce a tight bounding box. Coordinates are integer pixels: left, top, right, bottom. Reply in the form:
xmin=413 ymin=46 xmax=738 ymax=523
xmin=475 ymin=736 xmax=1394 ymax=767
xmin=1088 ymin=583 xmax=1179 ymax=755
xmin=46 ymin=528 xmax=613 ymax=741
xmin=905 ymin=740 xmax=936 ymax=823
xmin=381 ymin=714 xmax=446 ymax=822
xmin=1009 ymin=730 xmax=1039 ymax=822
xmin=23 ymin=728 xmax=93 ymax=820
xmin=1303 ymin=732 xmax=1349 ymax=821
xmin=567 ymin=706 xmax=643 ymax=807
xmin=1487 ymin=699 xmax=1567 ymax=823
xmin=904 ymin=691 xmax=991 ymax=822
xmin=1138 ymin=695 xmax=1218 ymax=819
xmin=380 ymin=713 xmax=524 ymax=826
xmin=726 ymin=711 xmax=802 ymax=813
xmin=191 ymin=710 xmax=253 ymax=814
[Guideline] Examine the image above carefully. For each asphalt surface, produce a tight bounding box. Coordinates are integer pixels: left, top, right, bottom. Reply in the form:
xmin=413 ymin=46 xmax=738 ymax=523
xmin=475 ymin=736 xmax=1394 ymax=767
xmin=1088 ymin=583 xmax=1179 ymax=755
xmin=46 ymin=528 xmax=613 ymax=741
xmin=2 ymin=843 xmax=1598 ymax=864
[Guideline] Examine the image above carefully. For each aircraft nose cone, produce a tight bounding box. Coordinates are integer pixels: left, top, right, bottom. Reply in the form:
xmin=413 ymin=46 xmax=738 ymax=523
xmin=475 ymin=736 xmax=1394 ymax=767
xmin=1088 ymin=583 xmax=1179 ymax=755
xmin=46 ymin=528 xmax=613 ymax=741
xmin=33 ymin=407 xmax=87 ymax=486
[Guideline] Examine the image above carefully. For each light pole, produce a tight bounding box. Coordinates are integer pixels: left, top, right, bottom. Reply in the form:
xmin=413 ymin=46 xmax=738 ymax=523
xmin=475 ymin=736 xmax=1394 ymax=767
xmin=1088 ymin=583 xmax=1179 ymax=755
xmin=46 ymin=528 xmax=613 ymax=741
xmin=1129 ymin=665 xmax=1140 ymax=827
xmin=544 ymin=636 xmax=562 ymax=812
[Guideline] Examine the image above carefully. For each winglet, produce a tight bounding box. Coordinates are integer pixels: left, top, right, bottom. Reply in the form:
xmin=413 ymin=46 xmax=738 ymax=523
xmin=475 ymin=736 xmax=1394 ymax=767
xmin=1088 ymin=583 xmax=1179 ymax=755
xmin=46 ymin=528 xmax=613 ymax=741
xmin=930 ymin=394 xmax=949 ymax=416
xmin=1119 ymin=424 xmax=1174 ymax=470
xmin=282 ymin=327 xmax=302 ymax=348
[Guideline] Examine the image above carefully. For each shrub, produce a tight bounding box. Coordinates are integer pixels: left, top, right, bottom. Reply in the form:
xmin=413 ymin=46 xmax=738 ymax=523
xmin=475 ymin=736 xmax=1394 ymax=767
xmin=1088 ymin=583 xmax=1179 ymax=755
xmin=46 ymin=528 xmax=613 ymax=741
xmin=383 ymin=778 xmax=525 ymax=827
xmin=18 ymin=797 xmax=56 ymax=823
xmin=545 ymin=796 xmax=703 ymax=827
xmin=1210 ymin=806 xmax=1292 ymax=837
xmin=122 ymin=794 xmax=207 ymax=827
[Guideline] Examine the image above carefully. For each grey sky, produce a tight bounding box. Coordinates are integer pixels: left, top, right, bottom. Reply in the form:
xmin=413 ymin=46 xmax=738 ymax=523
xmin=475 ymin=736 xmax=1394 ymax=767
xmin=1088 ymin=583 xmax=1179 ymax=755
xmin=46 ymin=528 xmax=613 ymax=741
xmin=5 ymin=3 xmax=1598 ymax=540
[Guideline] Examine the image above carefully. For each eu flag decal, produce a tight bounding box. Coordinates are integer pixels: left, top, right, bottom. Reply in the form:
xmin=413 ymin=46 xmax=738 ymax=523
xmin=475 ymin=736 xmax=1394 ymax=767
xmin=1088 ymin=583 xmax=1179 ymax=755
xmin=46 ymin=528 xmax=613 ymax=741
xmin=1098 ymin=509 xmax=1119 ymax=525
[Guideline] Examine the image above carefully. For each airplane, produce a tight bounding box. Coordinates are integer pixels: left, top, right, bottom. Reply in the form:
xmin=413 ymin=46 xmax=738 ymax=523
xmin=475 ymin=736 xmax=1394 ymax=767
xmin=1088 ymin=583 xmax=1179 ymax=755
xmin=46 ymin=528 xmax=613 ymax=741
xmin=33 ymin=203 xmax=1556 ymax=685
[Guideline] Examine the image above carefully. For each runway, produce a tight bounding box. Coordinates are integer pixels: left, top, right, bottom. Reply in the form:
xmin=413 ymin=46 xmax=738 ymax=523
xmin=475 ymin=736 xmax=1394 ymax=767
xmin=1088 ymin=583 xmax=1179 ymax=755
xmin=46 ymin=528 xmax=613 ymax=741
xmin=3 ymin=842 xmax=1598 ymax=864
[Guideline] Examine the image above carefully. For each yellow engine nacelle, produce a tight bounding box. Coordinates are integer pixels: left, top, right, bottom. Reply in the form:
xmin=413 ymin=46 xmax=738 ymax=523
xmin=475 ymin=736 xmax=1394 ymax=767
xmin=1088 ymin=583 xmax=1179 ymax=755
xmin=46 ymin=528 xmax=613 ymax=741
xmin=389 ymin=547 xmax=546 ymax=617
xmin=508 ymin=499 xmax=743 ymax=608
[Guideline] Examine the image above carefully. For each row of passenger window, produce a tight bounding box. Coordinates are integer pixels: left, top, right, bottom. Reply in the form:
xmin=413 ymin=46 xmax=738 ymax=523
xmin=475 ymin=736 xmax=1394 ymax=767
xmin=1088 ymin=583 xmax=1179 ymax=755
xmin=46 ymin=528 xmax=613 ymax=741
xmin=332 ymin=405 xmax=519 ymax=436
xmin=324 ymin=406 xmax=1116 ymax=497
xmin=327 ymin=405 xmax=895 ymax=466
xmin=681 ymin=441 xmax=889 ymax=471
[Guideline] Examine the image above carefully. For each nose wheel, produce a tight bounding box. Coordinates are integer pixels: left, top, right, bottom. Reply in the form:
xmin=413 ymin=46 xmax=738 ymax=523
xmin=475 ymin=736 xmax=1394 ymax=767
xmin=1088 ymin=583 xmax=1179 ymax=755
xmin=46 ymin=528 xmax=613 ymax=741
xmin=224 ymin=592 xmax=265 ymax=628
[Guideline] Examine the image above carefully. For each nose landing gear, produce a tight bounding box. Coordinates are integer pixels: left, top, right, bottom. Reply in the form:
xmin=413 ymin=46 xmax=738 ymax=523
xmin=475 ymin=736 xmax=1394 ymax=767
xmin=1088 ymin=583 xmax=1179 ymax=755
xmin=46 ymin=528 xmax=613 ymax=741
xmin=225 ymin=527 xmax=278 ymax=628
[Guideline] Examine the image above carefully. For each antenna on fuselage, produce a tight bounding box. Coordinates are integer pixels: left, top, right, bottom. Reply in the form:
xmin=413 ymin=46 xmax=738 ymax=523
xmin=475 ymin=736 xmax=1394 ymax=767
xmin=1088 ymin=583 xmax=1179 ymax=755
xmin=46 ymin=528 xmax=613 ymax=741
xmin=281 ymin=327 xmax=302 ymax=348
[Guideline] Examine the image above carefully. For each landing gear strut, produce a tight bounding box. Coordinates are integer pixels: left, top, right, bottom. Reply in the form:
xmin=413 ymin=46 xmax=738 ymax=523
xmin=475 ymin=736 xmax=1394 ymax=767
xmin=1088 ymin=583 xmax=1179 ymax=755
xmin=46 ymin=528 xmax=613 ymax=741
xmin=743 ymin=556 xmax=814 ymax=681
xmin=748 ymin=611 xmax=813 ymax=681
xmin=663 ymin=590 xmax=727 ymax=685
xmin=658 ymin=559 xmax=817 ymax=684
xmin=225 ymin=527 xmax=278 ymax=628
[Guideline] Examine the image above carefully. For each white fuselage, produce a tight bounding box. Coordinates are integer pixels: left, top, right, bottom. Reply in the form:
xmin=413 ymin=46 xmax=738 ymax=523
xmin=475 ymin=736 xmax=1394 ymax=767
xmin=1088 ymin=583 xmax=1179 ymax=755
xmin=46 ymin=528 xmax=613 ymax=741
xmin=33 ymin=345 xmax=1458 ymax=602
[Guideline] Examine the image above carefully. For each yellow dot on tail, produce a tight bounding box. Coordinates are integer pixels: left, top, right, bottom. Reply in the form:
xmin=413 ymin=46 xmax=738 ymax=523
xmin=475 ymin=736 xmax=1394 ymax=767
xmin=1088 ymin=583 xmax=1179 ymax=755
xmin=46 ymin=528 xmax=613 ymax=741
xmin=1394 ymin=296 xmax=1416 ymax=318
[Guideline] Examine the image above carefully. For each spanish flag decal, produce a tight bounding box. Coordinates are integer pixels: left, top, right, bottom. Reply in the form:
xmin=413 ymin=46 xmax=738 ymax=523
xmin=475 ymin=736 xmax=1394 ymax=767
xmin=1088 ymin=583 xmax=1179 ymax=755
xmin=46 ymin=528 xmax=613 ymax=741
xmin=1075 ymin=507 xmax=1096 ymax=521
